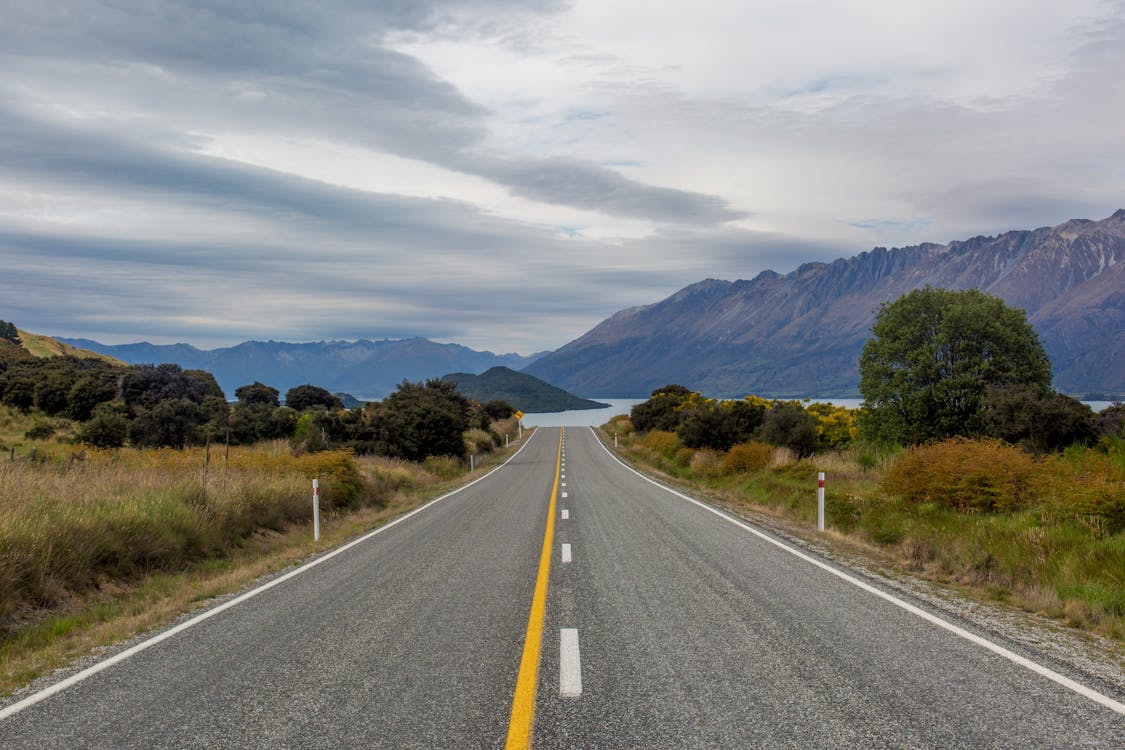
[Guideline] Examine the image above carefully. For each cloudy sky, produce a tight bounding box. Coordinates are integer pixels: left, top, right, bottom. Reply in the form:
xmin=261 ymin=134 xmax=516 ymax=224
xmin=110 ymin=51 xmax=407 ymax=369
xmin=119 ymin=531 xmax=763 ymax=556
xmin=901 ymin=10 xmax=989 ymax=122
xmin=2 ymin=1 xmax=1123 ymax=354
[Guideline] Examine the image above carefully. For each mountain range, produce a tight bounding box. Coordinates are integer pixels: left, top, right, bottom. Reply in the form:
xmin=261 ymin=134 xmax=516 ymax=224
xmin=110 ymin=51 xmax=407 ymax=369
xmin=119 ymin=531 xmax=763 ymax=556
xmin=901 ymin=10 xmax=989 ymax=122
xmin=58 ymin=337 xmax=543 ymax=401
xmin=525 ymin=210 xmax=1125 ymax=399
xmin=50 ymin=211 xmax=1125 ymax=402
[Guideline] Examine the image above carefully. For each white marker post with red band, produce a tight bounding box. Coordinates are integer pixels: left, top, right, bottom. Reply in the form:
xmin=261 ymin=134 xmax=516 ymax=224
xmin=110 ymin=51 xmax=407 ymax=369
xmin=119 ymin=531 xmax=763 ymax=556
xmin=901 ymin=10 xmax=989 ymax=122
xmin=817 ymin=472 xmax=825 ymax=532
xmin=312 ymin=478 xmax=320 ymax=542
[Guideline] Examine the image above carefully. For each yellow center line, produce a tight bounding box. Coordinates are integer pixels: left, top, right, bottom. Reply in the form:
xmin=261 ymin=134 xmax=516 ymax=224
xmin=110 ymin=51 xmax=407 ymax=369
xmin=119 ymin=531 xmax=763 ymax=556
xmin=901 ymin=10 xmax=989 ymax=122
xmin=505 ymin=427 xmax=563 ymax=749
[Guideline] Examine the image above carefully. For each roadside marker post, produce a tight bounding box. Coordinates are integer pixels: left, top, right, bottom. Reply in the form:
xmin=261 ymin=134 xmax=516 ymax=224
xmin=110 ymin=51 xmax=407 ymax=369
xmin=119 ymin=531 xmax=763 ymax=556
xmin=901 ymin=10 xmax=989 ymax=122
xmin=817 ymin=472 xmax=825 ymax=532
xmin=312 ymin=478 xmax=320 ymax=542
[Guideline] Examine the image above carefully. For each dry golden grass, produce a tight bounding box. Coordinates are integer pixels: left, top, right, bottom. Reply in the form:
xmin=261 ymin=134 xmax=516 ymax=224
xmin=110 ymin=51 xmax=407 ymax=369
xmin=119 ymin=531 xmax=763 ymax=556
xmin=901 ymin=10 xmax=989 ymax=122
xmin=14 ymin=328 xmax=125 ymax=365
xmin=0 ymin=443 xmax=371 ymax=630
xmin=0 ymin=428 xmax=533 ymax=696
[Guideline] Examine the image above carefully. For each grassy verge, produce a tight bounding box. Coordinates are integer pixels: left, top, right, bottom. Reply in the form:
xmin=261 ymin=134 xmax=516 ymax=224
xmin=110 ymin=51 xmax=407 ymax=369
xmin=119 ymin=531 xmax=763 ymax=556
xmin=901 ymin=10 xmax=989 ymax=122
xmin=0 ymin=420 xmax=533 ymax=697
xmin=601 ymin=416 xmax=1125 ymax=644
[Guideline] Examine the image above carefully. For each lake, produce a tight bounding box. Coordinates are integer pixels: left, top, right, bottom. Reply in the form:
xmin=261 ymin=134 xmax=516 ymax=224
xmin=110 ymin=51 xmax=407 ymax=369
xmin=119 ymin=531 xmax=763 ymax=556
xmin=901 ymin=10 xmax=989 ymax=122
xmin=520 ymin=397 xmax=1117 ymax=427
xmin=521 ymin=396 xmax=864 ymax=427
xmin=522 ymin=399 xmax=645 ymax=427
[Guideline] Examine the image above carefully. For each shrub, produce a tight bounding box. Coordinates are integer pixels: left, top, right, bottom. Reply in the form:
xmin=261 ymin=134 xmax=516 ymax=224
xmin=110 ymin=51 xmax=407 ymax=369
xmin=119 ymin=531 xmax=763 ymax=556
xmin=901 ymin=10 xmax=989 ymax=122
xmin=721 ymin=441 xmax=773 ymax=474
xmin=372 ymin=379 xmax=471 ymax=461
xmin=1096 ymin=403 xmax=1125 ymax=440
xmin=983 ymin=385 xmax=1097 ymax=453
xmin=76 ymin=403 xmax=129 ymax=448
xmin=882 ymin=438 xmax=1036 ymax=512
xmin=806 ymin=402 xmax=859 ymax=449
xmin=483 ymin=400 xmax=515 ymax=421
xmin=641 ymin=430 xmax=681 ymax=458
xmin=758 ymin=404 xmax=820 ymax=457
xmin=689 ymin=449 xmax=723 ymax=476
xmin=1033 ymin=451 xmax=1125 ymax=534
xmin=24 ymin=422 xmax=55 ymax=440
xmin=463 ymin=428 xmax=495 ymax=456
xmin=677 ymin=399 xmax=765 ymax=451
xmin=673 ymin=446 xmax=695 ymax=467
xmin=611 ymin=416 xmax=634 ymax=436
xmin=630 ymin=385 xmax=693 ymax=432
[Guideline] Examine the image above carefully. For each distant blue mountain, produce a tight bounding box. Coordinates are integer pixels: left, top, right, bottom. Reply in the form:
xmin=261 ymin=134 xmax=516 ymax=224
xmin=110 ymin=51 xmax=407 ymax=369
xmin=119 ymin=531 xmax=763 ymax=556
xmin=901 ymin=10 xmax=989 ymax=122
xmin=59 ymin=337 xmax=546 ymax=401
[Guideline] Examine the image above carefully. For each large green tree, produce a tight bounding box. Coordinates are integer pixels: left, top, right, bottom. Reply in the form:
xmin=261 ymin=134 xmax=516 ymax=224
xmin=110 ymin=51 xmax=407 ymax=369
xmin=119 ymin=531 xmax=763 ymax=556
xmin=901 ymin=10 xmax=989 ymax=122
xmin=372 ymin=379 xmax=471 ymax=461
xmin=859 ymin=287 xmax=1051 ymax=443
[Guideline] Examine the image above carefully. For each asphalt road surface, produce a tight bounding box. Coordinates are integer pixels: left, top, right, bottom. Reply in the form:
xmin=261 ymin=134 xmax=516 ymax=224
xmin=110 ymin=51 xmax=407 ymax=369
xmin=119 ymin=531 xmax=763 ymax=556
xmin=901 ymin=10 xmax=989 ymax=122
xmin=1 ymin=427 xmax=1122 ymax=748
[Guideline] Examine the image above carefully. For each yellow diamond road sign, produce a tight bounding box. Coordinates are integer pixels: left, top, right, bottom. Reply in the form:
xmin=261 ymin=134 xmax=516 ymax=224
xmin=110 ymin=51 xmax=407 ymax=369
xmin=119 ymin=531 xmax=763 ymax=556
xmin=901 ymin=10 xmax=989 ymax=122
xmin=514 ymin=410 xmax=524 ymax=420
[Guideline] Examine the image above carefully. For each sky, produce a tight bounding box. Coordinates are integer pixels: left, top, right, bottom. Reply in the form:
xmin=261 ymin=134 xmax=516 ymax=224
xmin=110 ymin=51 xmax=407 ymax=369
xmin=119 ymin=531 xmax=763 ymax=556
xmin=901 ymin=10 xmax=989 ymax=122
xmin=1 ymin=0 xmax=1123 ymax=355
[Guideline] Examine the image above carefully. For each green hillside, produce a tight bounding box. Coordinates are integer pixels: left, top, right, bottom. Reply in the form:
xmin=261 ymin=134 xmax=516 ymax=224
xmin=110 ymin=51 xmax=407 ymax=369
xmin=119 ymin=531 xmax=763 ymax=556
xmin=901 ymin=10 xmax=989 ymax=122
xmin=16 ymin=327 xmax=125 ymax=365
xmin=443 ymin=367 xmax=609 ymax=413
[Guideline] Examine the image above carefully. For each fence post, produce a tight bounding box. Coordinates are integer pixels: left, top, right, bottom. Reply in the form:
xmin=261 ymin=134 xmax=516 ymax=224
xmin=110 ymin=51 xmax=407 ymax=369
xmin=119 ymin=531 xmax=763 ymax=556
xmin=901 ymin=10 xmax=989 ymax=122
xmin=312 ymin=478 xmax=320 ymax=542
xmin=817 ymin=472 xmax=825 ymax=532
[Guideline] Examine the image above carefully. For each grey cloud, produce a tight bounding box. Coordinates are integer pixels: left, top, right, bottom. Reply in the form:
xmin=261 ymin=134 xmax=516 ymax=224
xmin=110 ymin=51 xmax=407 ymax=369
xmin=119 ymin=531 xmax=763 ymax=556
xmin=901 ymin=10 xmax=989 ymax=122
xmin=467 ymin=155 xmax=747 ymax=225
xmin=0 ymin=1 xmax=740 ymax=226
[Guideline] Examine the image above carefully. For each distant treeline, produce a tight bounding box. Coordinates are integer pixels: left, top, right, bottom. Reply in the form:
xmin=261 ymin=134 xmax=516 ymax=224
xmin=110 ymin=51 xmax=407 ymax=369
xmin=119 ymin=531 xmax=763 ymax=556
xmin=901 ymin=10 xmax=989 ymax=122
xmin=0 ymin=330 xmax=515 ymax=460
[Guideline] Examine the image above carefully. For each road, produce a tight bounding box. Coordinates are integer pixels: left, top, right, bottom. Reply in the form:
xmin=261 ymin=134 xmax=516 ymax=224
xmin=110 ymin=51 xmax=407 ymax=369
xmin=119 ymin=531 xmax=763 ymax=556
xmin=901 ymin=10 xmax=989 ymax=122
xmin=1 ymin=427 xmax=1122 ymax=748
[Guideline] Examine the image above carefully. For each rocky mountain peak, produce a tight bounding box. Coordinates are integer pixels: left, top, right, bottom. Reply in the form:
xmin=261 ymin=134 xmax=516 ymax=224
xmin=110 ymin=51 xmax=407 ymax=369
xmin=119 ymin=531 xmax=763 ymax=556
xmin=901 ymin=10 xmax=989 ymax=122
xmin=524 ymin=210 xmax=1125 ymax=398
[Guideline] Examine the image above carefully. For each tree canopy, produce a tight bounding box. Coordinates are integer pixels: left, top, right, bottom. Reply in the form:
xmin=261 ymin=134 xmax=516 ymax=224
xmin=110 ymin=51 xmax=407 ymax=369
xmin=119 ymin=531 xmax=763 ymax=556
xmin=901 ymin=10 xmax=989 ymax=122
xmin=859 ymin=287 xmax=1052 ymax=443
xmin=235 ymin=381 xmax=280 ymax=407
xmin=372 ymin=379 xmax=472 ymax=461
xmin=285 ymin=384 xmax=343 ymax=412
xmin=0 ymin=320 xmax=20 ymax=345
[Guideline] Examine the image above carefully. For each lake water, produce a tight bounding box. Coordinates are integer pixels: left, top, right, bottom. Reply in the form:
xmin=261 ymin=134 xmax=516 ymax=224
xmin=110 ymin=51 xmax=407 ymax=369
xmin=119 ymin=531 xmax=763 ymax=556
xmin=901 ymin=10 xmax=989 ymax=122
xmin=522 ymin=399 xmax=646 ymax=427
xmin=523 ymin=396 xmax=864 ymax=427
xmin=520 ymin=397 xmax=1117 ymax=427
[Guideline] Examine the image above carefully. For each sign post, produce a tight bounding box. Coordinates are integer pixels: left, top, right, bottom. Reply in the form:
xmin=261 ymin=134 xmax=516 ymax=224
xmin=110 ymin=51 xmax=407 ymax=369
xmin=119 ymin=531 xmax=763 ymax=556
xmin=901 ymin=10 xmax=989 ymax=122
xmin=312 ymin=478 xmax=321 ymax=542
xmin=514 ymin=410 xmax=524 ymax=439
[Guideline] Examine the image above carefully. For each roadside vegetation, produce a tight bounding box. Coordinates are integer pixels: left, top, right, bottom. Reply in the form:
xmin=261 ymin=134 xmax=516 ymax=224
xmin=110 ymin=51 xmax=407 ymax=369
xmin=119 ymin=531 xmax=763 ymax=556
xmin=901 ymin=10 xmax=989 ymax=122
xmin=0 ymin=407 xmax=525 ymax=695
xmin=610 ymin=289 xmax=1125 ymax=641
xmin=0 ymin=320 xmax=528 ymax=695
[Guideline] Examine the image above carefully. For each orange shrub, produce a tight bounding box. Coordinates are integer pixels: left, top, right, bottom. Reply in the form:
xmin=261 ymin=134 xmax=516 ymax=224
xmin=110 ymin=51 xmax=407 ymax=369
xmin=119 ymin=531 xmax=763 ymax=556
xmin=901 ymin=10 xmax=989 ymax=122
xmin=1033 ymin=451 xmax=1125 ymax=533
xmin=674 ymin=447 xmax=695 ymax=467
xmin=642 ymin=430 xmax=681 ymax=458
xmin=721 ymin=441 xmax=773 ymax=474
xmin=881 ymin=438 xmax=1036 ymax=512
xmin=607 ymin=415 xmax=635 ymax=436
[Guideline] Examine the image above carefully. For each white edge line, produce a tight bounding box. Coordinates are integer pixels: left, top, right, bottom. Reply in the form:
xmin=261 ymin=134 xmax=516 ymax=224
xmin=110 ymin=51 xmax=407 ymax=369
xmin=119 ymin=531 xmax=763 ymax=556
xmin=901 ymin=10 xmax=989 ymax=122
xmin=559 ymin=628 xmax=582 ymax=697
xmin=0 ymin=429 xmax=542 ymax=722
xmin=588 ymin=427 xmax=1125 ymax=715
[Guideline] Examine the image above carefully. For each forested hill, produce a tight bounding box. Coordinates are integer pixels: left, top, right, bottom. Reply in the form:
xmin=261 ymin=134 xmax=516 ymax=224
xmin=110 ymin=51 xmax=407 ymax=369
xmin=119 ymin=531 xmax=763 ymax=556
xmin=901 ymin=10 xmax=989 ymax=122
xmin=524 ymin=210 xmax=1125 ymax=398
xmin=442 ymin=367 xmax=609 ymax=412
